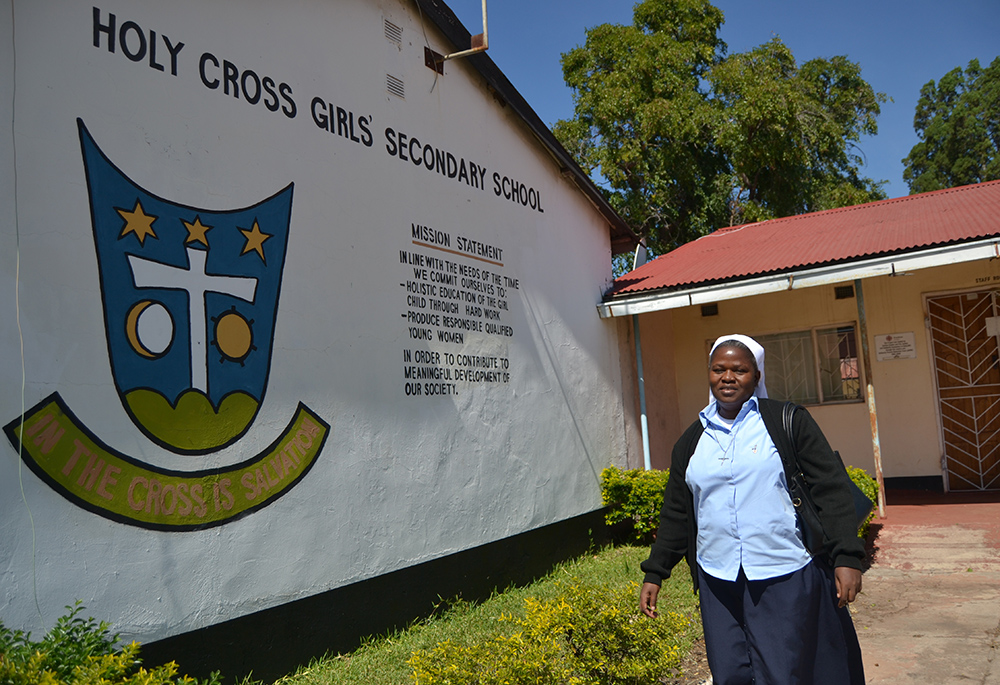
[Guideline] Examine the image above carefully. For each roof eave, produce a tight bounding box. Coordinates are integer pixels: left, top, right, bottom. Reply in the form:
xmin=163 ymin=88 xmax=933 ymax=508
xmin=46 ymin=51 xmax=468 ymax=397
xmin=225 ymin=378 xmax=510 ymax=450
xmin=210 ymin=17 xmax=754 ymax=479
xmin=597 ymin=236 xmax=1000 ymax=318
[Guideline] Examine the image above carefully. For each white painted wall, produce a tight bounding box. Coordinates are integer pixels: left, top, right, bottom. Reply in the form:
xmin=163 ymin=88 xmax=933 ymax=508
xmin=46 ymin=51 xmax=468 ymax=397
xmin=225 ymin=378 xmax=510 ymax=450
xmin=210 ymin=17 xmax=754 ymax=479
xmin=0 ymin=0 xmax=626 ymax=642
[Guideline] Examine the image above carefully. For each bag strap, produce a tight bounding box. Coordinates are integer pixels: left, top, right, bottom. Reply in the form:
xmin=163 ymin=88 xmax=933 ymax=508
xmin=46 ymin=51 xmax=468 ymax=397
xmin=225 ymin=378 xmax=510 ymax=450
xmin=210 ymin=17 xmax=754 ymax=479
xmin=779 ymin=401 xmax=803 ymax=481
xmin=782 ymin=401 xmax=796 ymax=445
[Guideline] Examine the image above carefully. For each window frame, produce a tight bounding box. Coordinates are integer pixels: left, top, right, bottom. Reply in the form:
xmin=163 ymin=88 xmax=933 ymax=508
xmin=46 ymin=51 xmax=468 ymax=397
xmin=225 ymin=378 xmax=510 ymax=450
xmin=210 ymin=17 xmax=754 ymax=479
xmin=708 ymin=323 xmax=866 ymax=407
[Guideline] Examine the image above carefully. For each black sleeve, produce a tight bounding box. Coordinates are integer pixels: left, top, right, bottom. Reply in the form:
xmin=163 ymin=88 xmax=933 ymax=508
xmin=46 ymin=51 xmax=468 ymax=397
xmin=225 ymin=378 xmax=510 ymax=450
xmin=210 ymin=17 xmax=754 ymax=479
xmin=791 ymin=407 xmax=867 ymax=571
xmin=640 ymin=421 xmax=701 ymax=586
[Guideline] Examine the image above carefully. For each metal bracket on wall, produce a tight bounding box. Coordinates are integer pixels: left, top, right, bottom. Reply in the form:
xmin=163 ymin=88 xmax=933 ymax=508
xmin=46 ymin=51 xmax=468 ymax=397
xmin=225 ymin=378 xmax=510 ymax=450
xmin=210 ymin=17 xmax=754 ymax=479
xmin=424 ymin=46 xmax=444 ymax=74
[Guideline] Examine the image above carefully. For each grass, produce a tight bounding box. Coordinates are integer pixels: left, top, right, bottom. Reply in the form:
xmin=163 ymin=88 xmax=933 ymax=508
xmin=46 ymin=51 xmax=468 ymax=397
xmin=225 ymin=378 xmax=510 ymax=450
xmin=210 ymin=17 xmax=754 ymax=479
xmin=271 ymin=545 xmax=701 ymax=685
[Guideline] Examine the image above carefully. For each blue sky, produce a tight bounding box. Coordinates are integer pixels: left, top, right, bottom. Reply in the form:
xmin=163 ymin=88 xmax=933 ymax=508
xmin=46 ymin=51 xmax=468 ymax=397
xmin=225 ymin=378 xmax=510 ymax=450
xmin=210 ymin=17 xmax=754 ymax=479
xmin=446 ymin=0 xmax=999 ymax=200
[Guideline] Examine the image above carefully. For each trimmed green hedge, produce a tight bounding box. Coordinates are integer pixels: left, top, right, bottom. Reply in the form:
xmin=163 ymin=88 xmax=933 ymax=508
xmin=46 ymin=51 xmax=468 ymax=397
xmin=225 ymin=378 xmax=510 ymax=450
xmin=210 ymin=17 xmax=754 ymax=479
xmin=599 ymin=466 xmax=670 ymax=545
xmin=846 ymin=466 xmax=879 ymax=539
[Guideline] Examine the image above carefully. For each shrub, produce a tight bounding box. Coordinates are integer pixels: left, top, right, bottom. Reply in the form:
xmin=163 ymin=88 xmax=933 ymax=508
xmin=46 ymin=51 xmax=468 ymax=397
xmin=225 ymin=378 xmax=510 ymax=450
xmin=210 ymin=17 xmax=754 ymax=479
xmin=599 ymin=466 xmax=669 ymax=544
xmin=407 ymin=580 xmax=687 ymax=685
xmin=847 ymin=466 xmax=879 ymax=539
xmin=0 ymin=603 xmax=220 ymax=685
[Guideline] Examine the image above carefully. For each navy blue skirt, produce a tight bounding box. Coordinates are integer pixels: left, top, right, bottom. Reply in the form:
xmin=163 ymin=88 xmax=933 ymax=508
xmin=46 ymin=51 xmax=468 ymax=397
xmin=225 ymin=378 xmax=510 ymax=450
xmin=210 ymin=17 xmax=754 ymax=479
xmin=697 ymin=560 xmax=864 ymax=684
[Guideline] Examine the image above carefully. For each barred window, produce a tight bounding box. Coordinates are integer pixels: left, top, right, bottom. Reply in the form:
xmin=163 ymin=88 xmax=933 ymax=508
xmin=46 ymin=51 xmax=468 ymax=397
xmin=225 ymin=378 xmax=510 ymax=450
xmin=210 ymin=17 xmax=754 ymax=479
xmin=755 ymin=325 xmax=862 ymax=405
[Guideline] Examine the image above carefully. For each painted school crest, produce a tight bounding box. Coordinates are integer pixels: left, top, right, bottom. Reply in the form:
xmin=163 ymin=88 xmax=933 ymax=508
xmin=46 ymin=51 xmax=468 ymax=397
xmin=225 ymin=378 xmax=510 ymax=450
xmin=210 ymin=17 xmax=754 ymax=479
xmin=3 ymin=121 xmax=327 ymax=530
xmin=79 ymin=120 xmax=289 ymax=454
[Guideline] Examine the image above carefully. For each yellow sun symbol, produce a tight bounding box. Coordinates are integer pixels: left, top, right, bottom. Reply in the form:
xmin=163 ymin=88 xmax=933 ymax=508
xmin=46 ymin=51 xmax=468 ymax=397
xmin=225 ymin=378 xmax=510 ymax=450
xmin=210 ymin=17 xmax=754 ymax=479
xmin=211 ymin=307 xmax=256 ymax=365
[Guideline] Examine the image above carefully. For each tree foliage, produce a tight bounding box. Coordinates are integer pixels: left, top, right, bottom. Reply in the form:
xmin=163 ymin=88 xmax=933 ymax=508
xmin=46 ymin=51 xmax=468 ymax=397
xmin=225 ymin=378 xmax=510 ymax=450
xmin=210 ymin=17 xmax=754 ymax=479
xmin=553 ymin=0 xmax=887 ymax=255
xmin=902 ymin=57 xmax=1000 ymax=194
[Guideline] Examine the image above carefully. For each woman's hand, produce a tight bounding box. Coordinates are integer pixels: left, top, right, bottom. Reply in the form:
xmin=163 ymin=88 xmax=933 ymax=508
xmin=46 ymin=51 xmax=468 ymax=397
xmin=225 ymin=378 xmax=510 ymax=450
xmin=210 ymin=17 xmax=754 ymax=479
xmin=640 ymin=582 xmax=660 ymax=617
xmin=834 ymin=567 xmax=863 ymax=608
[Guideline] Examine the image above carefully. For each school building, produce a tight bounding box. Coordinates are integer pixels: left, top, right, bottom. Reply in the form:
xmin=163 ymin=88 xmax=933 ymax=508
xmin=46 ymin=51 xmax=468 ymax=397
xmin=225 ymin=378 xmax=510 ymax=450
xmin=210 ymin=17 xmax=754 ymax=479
xmin=0 ymin=0 xmax=638 ymax=680
xmin=606 ymin=180 xmax=1000 ymax=498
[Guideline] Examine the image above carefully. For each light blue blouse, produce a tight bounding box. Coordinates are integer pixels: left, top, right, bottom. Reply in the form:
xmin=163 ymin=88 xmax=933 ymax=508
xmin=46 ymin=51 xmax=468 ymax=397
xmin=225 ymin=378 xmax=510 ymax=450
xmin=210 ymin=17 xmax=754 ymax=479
xmin=686 ymin=396 xmax=812 ymax=582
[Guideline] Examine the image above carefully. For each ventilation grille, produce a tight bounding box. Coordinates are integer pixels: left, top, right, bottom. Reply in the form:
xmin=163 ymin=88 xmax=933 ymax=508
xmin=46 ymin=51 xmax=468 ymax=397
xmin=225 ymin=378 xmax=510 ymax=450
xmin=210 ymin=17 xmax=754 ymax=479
xmin=834 ymin=285 xmax=855 ymax=300
xmin=701 ymin=303 xmax=719 ymax=317
xmin=384 ymin=19 xmax=402 ymax=44
xmin=386 ymin=74 xmax=405 ymax=99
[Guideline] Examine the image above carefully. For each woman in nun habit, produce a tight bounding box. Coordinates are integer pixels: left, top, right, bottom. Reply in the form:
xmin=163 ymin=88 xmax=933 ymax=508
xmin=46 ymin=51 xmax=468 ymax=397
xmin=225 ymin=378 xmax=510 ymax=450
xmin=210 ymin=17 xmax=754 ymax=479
xmin=639 ymin=334 xmax=865 ymax=684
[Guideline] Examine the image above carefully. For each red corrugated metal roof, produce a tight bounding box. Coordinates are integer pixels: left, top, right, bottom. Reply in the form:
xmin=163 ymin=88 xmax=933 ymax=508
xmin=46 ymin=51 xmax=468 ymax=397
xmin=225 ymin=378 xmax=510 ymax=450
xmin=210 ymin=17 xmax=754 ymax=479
xmin=609 ymin=180 xmax=1000 ymax=297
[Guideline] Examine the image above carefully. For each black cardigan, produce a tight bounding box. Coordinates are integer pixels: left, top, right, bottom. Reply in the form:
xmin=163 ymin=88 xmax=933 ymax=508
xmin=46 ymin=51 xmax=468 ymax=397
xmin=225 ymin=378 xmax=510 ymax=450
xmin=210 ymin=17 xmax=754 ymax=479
xmin=640 ymin=398 xmax=866 ymax=592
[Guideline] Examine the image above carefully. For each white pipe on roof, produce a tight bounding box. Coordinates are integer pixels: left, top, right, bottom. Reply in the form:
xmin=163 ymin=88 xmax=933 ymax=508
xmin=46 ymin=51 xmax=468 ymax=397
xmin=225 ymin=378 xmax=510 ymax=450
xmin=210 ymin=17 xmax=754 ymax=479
xmin=597 ymin=237 xmax=1000 ymax=318
xmin=441 ymin=0 xmax=488 ymax=61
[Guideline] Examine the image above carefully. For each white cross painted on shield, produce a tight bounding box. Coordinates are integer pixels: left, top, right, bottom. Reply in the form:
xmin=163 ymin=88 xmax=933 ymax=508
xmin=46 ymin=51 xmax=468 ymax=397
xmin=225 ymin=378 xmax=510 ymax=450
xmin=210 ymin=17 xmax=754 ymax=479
xmin=128 ymin=246 xmax=258 ymax=392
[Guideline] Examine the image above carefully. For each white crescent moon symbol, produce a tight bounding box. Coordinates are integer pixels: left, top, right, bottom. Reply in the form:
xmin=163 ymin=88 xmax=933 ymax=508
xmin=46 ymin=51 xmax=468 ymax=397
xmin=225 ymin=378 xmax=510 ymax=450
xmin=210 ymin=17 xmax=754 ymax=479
xmin=126 ymin=301 xmax=173 ymax=358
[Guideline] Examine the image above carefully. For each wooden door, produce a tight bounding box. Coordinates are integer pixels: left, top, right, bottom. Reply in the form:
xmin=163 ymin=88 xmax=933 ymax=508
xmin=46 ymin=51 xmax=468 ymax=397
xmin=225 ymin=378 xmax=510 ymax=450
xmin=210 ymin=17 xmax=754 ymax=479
xmin=928 ymin=291 xmax=1000 ymax=491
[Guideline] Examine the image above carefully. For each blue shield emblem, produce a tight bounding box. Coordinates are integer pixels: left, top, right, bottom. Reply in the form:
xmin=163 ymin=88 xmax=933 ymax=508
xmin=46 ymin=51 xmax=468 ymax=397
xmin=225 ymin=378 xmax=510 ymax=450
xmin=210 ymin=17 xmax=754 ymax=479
xmin=79 ymin=120 xmax=293 ymax=454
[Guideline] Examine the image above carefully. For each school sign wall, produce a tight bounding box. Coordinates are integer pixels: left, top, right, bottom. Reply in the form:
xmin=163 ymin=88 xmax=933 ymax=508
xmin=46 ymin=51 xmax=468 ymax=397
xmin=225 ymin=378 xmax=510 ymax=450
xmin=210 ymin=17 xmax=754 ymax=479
xmin=0 ymin=0 xmax=632 ymax=678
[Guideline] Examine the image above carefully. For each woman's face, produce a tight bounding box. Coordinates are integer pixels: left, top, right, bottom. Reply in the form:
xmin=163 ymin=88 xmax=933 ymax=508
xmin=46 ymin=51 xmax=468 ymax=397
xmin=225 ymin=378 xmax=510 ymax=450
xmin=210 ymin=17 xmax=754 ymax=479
xmin=709 ymin=345 xmax=760 ymax=418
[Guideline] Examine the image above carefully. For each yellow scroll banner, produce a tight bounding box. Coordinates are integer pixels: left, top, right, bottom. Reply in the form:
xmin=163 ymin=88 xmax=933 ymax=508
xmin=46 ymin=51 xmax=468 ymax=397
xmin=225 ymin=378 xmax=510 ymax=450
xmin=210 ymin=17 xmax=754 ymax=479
xmin=4 ymin=393 xmax=328 ymax=530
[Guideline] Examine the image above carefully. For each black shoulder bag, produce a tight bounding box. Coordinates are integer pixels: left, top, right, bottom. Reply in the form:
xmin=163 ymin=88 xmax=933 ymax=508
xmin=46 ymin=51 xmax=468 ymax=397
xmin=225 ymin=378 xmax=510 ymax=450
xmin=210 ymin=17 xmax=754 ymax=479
xmin=782 ymin=402 xmax=875 ymax=556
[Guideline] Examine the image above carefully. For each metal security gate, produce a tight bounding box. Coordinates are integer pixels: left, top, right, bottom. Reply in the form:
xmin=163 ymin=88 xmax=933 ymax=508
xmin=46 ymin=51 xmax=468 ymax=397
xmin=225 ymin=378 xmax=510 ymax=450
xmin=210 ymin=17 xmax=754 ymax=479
xmin=928 ymin=290 xmax=1000 ymax=491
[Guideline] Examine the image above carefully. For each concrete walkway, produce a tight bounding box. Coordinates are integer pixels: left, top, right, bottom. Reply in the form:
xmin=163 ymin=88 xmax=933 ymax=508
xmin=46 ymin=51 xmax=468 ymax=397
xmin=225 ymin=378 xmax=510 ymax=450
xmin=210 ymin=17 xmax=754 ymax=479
xmin=852 ymin=490 xmax=1000 ymax=684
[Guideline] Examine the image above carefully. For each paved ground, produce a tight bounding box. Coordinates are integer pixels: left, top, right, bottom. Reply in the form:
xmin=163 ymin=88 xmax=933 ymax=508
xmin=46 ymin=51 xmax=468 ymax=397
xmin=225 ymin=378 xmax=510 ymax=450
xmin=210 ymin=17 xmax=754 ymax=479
xmin=852 ymin=490 xmax=1000 ymax=684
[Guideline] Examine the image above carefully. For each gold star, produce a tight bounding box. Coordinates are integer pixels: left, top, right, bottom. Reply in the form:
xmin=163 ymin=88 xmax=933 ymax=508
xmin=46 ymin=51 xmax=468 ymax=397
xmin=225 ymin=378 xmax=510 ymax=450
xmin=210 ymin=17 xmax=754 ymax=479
xmin=117 ymin=199 xmax=158 ymax=245
xmin=239 ymin=220 xmax=272 ymax=264
xmin=183 ymin=216 xmax=213 ymax=246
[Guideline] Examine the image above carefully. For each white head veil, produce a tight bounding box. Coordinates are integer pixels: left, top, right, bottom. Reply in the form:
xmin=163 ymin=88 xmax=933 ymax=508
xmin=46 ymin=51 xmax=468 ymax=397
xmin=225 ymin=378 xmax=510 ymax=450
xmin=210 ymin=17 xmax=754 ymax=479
xmin=709 ymin=334 xmax=768 ymax=400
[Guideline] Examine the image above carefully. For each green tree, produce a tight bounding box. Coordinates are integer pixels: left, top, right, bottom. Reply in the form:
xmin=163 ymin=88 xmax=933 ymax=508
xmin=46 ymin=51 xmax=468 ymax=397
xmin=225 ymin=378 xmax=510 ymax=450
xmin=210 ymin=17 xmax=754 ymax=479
xmin=902 ymin=57 xmax=1000 ymax=194
xmin=553 ymin=0 xmax=727 ymax=253
xmin=712 ymin=40 xmax=887 ymax=224
xmin=554 ymin=0 xmax=887 ymax=255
